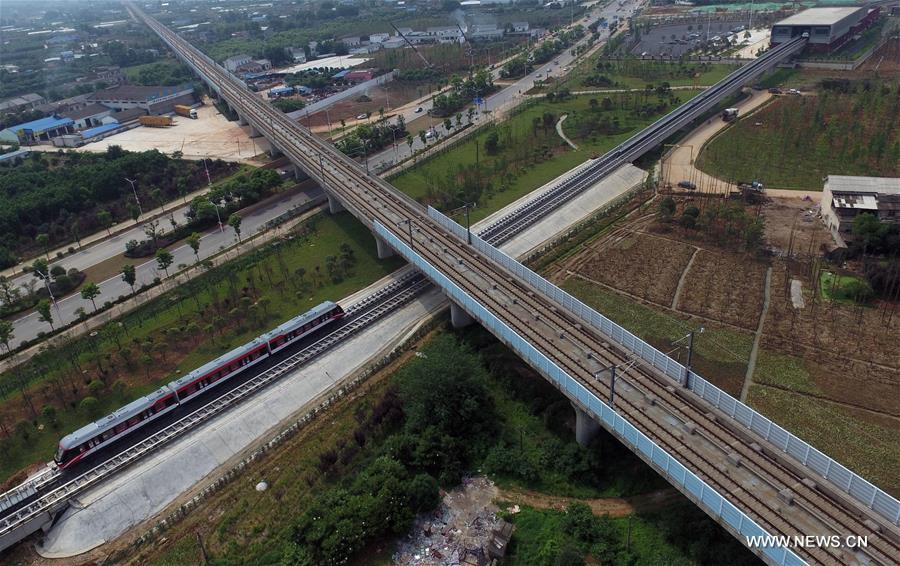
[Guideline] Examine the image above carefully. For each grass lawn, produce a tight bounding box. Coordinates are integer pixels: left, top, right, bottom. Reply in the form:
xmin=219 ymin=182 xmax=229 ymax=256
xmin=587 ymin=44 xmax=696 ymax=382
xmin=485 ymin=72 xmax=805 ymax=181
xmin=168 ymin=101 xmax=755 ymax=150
xmin=560 ymin=278 xmax=753 ymax=395
xmin=696 ymin=82 xmax=900 ymax=189
xmin=0 ymin=212 xmax=404 ymax=485
xmin=556 ymin=53 xmax=736 ymax=92
xmin=819 ymin=271 xmax=873 ymax=304
xmin=748 ymin=385 xmax=900 ymax=495
xmin=392 ymin=91 xmax=700 ymax=223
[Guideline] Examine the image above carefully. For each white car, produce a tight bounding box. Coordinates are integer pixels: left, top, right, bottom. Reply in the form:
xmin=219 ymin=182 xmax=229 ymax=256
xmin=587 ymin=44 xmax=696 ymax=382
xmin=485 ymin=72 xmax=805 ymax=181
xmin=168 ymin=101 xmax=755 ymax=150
xmin=356 ymin=113 xmax=367 ymax=120
xmin=414 ymin=106 xmax=424 ymax=113
xmin=425 ymin=130 xmax=434 ymax=139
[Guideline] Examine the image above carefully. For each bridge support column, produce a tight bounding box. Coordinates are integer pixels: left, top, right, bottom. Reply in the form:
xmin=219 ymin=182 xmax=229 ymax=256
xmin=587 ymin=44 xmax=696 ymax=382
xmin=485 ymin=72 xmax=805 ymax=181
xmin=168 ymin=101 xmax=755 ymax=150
xmin=375 ymin=236 xmax=395 ymax=259
xmin=237 ymin=114 xmax=248 ymax=126
xmin=248 ymin=125 xmax=260 ymax=138
xmin=573 ymin=404 xmax=601 ymax=447
xmin=268 ymin=146 xmax=282 ymax=158
xmin=449 ymin=300 xmax=473 ymax=329
xmin=294 ymin=165 xmax=309 ymax=181
xmin=327 ymin=194 xmax=345 ymax=214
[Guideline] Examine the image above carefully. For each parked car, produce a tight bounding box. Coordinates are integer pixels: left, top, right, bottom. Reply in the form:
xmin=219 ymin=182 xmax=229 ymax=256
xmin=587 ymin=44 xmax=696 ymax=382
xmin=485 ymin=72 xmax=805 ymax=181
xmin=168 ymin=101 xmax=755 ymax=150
xmin=787 ymin=88 xmax=801 ymax=96
xmin=356 ymin=113 xmax=367 ymax=120
xmin=768 ymin=87 xmax=783 ymax=94
xmin=414 ymin=106 xmax=424 ymax=113
xmin=677 ymin=180 xmax=697 ymax=190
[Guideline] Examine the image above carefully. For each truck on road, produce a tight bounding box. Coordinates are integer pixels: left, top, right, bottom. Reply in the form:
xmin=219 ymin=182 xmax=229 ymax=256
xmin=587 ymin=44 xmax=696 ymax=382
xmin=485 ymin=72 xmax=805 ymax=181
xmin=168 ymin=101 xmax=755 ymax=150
xmin=139 ymin=115 xmax=174 ymax=127
xmin=722 ymin=108 xmax=739 ymax=122
xmin=174 ymin=104 xmax=198 ymax=119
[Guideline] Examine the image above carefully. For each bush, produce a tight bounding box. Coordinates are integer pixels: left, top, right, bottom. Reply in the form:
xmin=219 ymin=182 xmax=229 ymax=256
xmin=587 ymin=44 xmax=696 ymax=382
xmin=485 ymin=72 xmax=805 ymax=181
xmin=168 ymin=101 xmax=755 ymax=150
xmin=79 ymin=396 xmax=101 ymax=418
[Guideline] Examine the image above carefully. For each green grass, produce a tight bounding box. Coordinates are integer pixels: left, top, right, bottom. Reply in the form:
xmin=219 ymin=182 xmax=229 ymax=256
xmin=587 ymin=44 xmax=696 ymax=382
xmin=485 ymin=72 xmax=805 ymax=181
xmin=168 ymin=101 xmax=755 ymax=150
xmin=749 ymin=385 xmax=900 ymax=495
xmin=557 ymin=53 xmax=736 ymax=93
xmin=392 ymin=91 xmax=700 ymax=222
xmin=561 ymin=278 xmax=753 ymax=395
xmin=819 ymin=271 xmax=874 ymax=304
xmin=752 ymin=351 xmax=819 ymax=394
xmin=696 ymin=82 xmax=900 ymax=189
xmin=0 ymin=212 xmax=404 ymax=484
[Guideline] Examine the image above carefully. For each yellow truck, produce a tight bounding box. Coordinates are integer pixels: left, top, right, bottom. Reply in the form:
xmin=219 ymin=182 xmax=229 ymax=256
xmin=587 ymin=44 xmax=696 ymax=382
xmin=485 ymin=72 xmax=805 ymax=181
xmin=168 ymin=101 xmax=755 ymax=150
xmin=174 ymin=104 xmax=198 ymax=119
xmin=139 ymin=115 xmax=174 ymax=127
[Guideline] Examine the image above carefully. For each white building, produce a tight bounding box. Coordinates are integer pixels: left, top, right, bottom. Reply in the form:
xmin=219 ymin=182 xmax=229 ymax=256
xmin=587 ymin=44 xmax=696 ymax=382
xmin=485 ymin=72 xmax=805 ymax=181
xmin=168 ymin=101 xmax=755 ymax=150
xmin=287 ymin=47 xmax=307 ymax=63
xmin=341 ymin=36 xmax=362 ymax=47
xmin=821 ymin=175 xmax=900 ymax=243
xmin=369 ymin=32 xmax=390 ymax=43
xmin=224 ymin=54 xmax=253 ymax=72
xmin=426 ymin=26 xmax=465 ymax=44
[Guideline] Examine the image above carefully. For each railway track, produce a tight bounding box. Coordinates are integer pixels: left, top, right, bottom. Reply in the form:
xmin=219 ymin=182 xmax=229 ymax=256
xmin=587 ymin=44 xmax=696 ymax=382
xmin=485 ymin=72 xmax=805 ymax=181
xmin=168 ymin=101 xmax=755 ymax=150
xmin=0 ymin=271 xmax=429 ymax=545
xmin=127 ymin=8 xmax=897 ymax=564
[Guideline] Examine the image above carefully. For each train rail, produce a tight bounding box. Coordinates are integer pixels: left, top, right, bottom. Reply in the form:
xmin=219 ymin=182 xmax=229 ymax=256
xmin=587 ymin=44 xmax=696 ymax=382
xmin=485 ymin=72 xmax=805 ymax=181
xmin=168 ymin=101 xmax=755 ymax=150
xmin=126 ymin=6 xmax=899 ymax=564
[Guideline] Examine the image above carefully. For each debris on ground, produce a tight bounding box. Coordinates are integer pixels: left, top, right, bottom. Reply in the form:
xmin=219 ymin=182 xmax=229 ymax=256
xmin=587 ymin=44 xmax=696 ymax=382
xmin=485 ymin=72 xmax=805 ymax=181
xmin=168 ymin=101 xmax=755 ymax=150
xmin=394 ymin=476 xmax=513 ymax=565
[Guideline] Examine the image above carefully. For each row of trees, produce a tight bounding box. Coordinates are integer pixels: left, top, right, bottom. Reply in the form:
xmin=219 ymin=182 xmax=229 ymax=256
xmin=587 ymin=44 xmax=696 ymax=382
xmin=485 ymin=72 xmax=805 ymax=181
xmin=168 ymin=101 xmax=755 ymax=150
xmin=336 ymin=115 xmax=407 ymax=157
xmin=658 ymin=197 xmax=765 ymax=252
xmin=430 ymin=68 xmax=495 ymax=117
xmin=0 ymin=147 xmax=236 ymax=265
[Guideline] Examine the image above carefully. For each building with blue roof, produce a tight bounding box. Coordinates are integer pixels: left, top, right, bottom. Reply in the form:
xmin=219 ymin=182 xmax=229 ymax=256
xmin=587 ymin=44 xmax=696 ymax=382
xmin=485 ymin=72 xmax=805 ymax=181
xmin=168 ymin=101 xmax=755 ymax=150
xmin=80 ymin=123 xmax=122 ymax=140
xmin=0 ymin=116 xmax=75 ymax=144
xmin=0 ymin=149 xmax=31 ymax=164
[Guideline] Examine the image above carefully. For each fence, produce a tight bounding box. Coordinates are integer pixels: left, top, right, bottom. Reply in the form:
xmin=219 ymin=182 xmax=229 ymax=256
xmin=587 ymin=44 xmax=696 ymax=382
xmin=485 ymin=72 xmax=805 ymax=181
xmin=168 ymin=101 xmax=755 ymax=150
xmin=374 ymin=220 xmax=804 ymax=566
xmin=425 ymin=206 xmax=900 ymax=527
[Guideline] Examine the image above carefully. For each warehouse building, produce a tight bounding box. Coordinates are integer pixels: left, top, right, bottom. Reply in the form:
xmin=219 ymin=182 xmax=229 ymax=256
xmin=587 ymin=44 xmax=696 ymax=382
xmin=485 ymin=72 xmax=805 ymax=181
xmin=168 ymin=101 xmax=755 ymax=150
xmin=87 ymin=84 xmax=195 ymax=115
xmin=821 ymin=176 xmax=900 ymax=243
xmin=0 ymin=116 xmax=75 ymax=144
xmin=770 ymin=7 xmax=881 ymax=53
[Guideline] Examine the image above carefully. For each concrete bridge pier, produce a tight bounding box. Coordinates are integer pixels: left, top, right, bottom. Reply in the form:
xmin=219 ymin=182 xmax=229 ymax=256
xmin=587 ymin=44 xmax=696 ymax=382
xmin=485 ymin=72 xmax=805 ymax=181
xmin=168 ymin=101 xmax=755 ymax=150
xmin=327 ymin=194 xmax=345 ymax=214
xmin=237 ymin=114 xmax=248 ymax=126
xmin=573 ymin=403 xmax=601 ymax=447
xmin=268 ymin=146 xmax=282 ymax=158
xmin=375 ymin=236 xmax=395 ymax=259
xmin=248 ymin=125 xmax=260 ymax=138
xmin=294 ymin=165 xmax=309 ymax=181
xmin=449 ymin=300 xmax=473 ymax=329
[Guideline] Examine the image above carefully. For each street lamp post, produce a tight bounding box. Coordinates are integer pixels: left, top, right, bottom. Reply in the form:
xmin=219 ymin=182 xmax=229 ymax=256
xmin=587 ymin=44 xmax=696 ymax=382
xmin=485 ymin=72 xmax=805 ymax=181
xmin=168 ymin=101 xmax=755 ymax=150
xmin=397 ymin=219 xmax=414 ymax=251
xmin=35 ymin=269 xmax=62 ymax=318
xmin=124 ymin=177 xmax=144 ymax=218
xmin=211 ymin=198 xmax=224 ymax=233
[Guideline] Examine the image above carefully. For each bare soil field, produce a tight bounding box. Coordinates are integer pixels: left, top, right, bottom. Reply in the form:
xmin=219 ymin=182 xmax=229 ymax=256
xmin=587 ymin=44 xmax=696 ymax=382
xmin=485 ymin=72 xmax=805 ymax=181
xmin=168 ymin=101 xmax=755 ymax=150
xmin=302 ymin=82 xmax=426 ymax=131
xmin=572 ymin=232 xmax=696 ymax=306
xmin=761 ymin=196 xmax=833 ymax=256
xmin=677 ymin=250 xmax=767 ymax=330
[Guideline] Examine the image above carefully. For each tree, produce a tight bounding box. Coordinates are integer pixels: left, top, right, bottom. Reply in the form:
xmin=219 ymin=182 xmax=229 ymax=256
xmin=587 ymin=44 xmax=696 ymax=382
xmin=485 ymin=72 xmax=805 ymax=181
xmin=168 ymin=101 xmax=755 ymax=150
xmin=97 ymin=210 xmax=113 ymax=236
xmin=187 ymin=232 xmax=201 ymax=263
xmin=228 ymin=213 xmax=243 ymax=243
xmin=443 ymin=117 xmax=452 ymax=130
xmin=455 ymin=112 xmax=463 ymax=128
xmin=406 ymin=135 xmax=413 ymax=154
xmin=418 ymin=130 xmax=427 ymax=147
xmin=80 ymin=282 xmax=101 ymax=312
xmin=121 ymin=264 xmax=137 ymax=295
xmin=467 ymin=107 xmax=475 ymax=124
xmin=36 ymin=233 xmax=50 ymax=259
xmin=484 ymin=131 xmax=500 ymax=155
xmin=0 ymin=275 xmax=21 ymax=305
xmin=36 ymin=299 xmax=54 ymax=330
xmin=659 ymin=197 xmax=676 ymax=221
xmin=155 ymin=249 xmax=174 ymax=277
xmin=79 ymin=396 xmax=101 ymax=418
xmin=0 ymin=319 xmax=13 ymax=352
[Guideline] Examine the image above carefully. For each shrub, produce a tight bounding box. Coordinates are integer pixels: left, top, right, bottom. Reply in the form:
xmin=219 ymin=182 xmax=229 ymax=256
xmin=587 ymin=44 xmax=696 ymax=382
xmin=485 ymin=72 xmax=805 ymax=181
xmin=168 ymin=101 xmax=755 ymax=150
xmin=79 ymin=396 xmax=101 ymax=418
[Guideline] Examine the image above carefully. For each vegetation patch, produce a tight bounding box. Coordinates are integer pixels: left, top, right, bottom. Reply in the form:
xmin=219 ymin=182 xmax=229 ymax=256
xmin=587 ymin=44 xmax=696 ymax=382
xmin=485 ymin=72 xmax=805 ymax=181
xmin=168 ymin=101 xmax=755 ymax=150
xmin=697 ymin=81 xmax=900 ymax=189
xmin=820 ymin=271 xmax=874 ymax=304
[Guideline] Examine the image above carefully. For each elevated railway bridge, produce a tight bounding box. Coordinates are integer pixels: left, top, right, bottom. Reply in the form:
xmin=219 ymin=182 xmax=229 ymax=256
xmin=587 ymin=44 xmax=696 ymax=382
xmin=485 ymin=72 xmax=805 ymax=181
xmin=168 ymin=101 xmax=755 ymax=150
xmin=1 ymin=6 xmax=897 ymax=564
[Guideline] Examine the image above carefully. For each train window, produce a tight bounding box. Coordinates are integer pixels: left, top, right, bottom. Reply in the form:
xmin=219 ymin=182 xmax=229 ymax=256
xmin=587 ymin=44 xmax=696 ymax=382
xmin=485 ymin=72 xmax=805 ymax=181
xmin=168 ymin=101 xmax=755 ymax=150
xmin=128 ymin=416 xmax=140 ymax=427
xmin=115 ymin=422 xmax=128 ymax=434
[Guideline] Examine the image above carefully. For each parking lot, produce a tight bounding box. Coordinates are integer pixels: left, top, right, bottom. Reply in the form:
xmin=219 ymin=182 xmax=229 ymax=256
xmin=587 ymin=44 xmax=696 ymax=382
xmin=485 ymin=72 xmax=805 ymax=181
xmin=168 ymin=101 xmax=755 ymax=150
xmin=65 ymin=101 xmax=271 ymax=161
xmin=631 ymin=20 xmax=753 ymax=57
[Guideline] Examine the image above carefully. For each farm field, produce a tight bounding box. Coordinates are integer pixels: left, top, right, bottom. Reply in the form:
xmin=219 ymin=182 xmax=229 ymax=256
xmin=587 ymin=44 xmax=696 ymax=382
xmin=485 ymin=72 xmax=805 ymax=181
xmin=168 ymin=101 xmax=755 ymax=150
xmin=0 ymin=212 xmax=405 ymax=486
xmin=391 ymin=90 xmax=701 ymax=223
xmin=548 ymin=200 xmax=900 ymax=495
xmin=696 ymin=81 xmax=900 ymax=189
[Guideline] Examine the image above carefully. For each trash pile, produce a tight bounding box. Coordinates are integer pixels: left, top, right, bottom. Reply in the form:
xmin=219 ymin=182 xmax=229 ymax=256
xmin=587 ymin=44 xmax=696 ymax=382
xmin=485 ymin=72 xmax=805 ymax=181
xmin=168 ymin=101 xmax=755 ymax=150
xmin=394 ymin=476 xmax=512 ymax=566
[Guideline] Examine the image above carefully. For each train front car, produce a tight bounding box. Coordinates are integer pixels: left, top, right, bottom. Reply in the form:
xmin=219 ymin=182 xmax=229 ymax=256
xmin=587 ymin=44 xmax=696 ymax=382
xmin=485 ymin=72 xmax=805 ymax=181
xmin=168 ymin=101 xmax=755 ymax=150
xmin=54 ymin=386 xmax=178 ymax=469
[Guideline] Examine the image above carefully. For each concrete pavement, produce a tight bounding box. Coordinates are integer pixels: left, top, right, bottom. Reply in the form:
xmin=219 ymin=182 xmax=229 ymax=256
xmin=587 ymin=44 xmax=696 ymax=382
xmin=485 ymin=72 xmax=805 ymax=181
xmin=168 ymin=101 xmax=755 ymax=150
xmin=36 ymin=157 xmax=647 ymax=557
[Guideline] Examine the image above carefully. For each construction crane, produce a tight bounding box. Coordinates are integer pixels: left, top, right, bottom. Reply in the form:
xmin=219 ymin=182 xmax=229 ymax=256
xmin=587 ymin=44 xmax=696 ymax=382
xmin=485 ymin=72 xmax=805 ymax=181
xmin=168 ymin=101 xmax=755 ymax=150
xmin=456 ymin=23 xmax=475 ymax=68
xmin=390 ymin=22 xmax=433 ymax=68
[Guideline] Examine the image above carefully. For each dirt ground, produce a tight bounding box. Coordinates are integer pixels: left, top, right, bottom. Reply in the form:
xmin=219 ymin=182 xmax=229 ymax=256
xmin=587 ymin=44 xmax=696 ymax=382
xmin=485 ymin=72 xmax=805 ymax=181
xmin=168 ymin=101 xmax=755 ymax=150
xmin=678 ymin=249 xmax=767 ymax=330
xmin=570 ymin=231 xmax=696 ymax=306
xmin=50 ymin=99 xmax=270 ymax=161
xmin=302 ymin=83 xmax=429 ymax=132
xmin=762 ymin=196 xmax=834 ymax=256
xmin=497 ymin=486 xmax=683 ymax=518
xmin=858 ymin=39 xmax=900 ymax=74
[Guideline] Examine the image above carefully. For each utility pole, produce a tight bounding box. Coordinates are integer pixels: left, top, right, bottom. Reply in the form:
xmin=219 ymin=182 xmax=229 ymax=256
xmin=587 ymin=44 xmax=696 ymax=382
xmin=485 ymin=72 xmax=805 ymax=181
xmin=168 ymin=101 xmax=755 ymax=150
xmin=398 ymin=219 xmax=414 ymax=251
xmin=594 ymin=365 xmax=618 ymax=410
xmin=675 ymin=327 xmax=703 ymax=388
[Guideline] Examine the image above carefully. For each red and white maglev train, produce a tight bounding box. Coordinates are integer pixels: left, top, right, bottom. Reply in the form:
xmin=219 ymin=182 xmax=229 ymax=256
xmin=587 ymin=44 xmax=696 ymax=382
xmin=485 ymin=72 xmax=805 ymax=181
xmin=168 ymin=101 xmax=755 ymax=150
xmin=54 ymin=301 xmax=344 ymax=469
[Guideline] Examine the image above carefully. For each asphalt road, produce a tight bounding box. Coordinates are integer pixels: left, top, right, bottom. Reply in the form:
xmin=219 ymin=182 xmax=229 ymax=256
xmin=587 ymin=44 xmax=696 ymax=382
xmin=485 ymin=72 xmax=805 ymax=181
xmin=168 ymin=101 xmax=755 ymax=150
xmin=9 ymin=186 xmax=323 ymax=348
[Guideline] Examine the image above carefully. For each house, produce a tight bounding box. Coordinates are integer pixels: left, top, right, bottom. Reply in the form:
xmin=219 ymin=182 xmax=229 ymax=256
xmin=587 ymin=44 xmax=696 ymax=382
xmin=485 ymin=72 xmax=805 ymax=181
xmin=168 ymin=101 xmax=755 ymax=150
xmin=351 ymin=44 xmax=382 ymax=55
xmin=511 ymin=22 xmax=530 ymax=32
xmin=341 ymin=36 xmax=362 ymax=47
xmin=426 ymin=26 xmax=465 ymax=44
xmin=93 ymin=65 xmax=125 ymax=83
xmin=0 ymin=93 xmax=46 ymax=114
xmin=0 ymin=149 xmax=31 ymax=164
xmin=223 ymin=54 xmax=253 ymax=72
xmin=308 ymin=41 xmax=319 ymax=56
xmin=0 ymin=116 xmax=75 ymax=144
xmin=369 ymin=32 xmax=390 ymax=43
xmin=382 ymin=37 xmax=406 ymax=49
xmin=287 ymin=47 xmax=307 ymax=63
xmin=344 ymin=69 xmax=375 ymax=82
xmin=61 ymin=103 xmax=112 ymax=129
xmin=821 ymin=175 xmax=900 ymax=243
xmin=34 ymin=93 xmax=90 ymax=115
xmin=470 ymin=24 xmax=504 ymax=41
